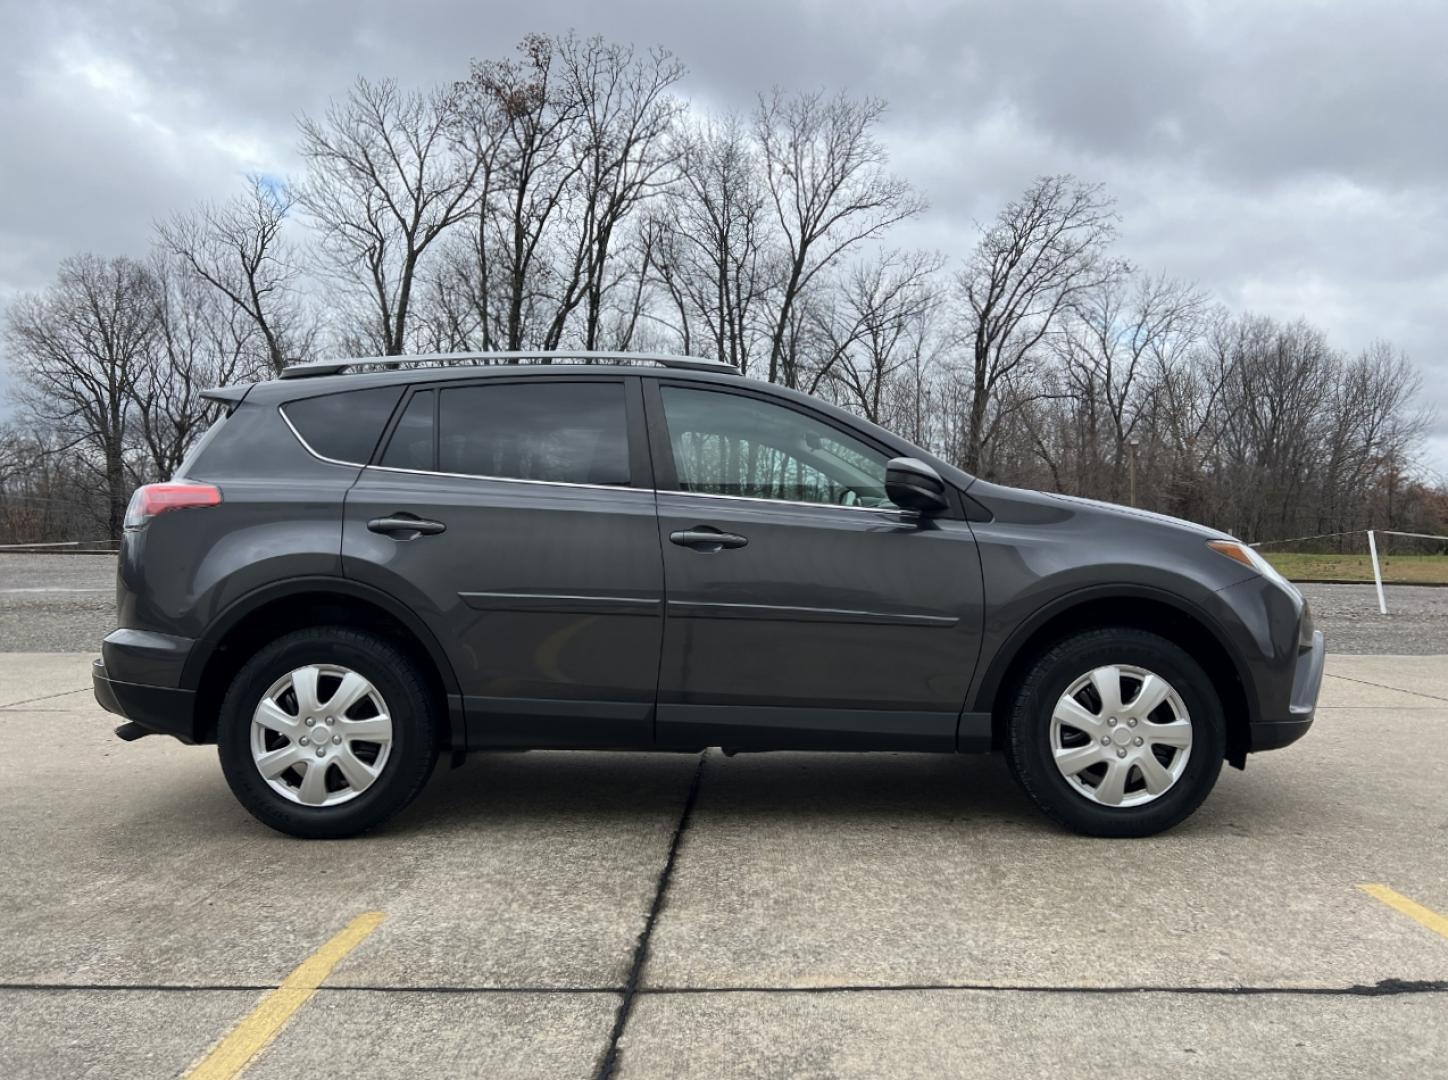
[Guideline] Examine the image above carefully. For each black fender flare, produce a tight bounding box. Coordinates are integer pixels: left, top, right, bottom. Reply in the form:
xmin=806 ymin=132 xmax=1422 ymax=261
xmin=968 ymin=582 xmax=1260 ymax=725
xmin=181 ymin=575 xmax=466 ymax=747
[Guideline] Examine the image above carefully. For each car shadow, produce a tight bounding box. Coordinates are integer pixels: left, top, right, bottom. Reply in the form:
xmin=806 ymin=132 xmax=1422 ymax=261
xmin=407 ymin=748 xmax=1320 ymax=840
xmin=397 ymin=749 xmax=1055 ymax=837
xmin=120 ymin=746 xmax=1313 ymax=843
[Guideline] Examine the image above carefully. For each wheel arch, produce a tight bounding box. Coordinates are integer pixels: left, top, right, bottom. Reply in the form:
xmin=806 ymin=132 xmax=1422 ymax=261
xmin=973 ymin=585 xmax=1256 ymax=769
xmin=183 ymin=576 xmax=465 ymax=749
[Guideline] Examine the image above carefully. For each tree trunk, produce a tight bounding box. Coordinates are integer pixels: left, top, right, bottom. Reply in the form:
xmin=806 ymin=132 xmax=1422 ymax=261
xmin=106 ymin=444 xmax=128 ymax=541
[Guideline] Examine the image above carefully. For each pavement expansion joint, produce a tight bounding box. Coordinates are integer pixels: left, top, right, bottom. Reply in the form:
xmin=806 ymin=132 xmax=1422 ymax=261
xmin=0 ymin=686 xmax=91 ymax=710
xmin=594 ymin=750 xmax=707 ymax=1080
xmin=637 ymin=978 xmax=1448 ymax=998
xmin=3 ymin=978 xmax=1445 ymax=997
xmin=1324 ymin=671 xmax=1448 ymax=704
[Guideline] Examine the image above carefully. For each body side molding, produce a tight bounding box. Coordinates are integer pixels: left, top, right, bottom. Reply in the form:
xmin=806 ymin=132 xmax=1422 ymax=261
xmin=460 ymin=591 xmax=662 ymax=615
xmin=665 ymin=600 xmax=958 ymax=627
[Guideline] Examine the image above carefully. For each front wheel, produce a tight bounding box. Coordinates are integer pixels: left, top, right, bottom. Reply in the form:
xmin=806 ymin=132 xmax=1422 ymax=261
xmin=217 ymin=627 xmax=439 ymax=839
xmin=1005 ymin=627 xmax=1225 ymax=838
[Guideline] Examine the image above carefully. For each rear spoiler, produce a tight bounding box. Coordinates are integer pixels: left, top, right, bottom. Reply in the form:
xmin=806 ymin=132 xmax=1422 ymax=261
xmin=199 ymin=384 xmax=254 ymax=410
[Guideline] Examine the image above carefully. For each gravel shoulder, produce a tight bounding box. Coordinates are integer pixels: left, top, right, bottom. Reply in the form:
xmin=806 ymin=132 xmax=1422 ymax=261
xmin=0 ymin=554 xmax=115 ymax=652
xmin=1295 ymin=583 xmax=1448 ymax=654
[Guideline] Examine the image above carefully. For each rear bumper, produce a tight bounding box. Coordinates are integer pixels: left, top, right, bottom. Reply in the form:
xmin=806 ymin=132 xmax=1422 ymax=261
xmin=93 ymin=628 xmax=200 ymax=742
xmin=1250 ymin=629 xmax=1325 ymax=752
xmin=93 ymin=660 xmax=199 ymax=741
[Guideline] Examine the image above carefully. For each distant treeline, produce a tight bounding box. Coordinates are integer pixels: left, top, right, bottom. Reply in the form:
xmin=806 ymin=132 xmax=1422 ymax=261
xmin=1 ymin=31 xmax=1441 ymax=542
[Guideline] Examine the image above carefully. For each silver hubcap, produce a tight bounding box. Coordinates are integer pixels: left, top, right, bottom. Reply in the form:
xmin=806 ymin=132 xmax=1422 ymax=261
xmin=249 ymin=664 xmax=393 ymax=807
xmin=1050 ymin=664 xmax=1193 ymax=808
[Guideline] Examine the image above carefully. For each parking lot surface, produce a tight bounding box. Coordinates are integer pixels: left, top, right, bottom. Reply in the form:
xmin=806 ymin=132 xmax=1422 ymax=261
xmin=2 ymin=645 xmax=1447 ymax=1079
xmin=2 ymin=553 xmax=1447 ymax=1077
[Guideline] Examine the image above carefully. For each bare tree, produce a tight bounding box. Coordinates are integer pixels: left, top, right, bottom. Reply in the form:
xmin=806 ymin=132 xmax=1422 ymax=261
xmin=1316 ymin=341 xmax=1428 ymax=533
xmin=411 ymin=249 xmax=487 ymax=353
xmin=755 ymin=89 xmax=925 ymax=387
xmin=812 ymin=249 xmax=944 ymax=418
xmin=133 ymin=254 xmax=269 ymax=480
xmin=648 ymin=113 xmax=776 ymax=370
xmin=296 ymin=77 xmax=482 ymax=355
xmin=1211 ymin=316 xmax=1332 ymax=537
xmin=536 ymin=35 xmax=684 ymax=349
xmin=1049 ymin=273 xmax=1208 ymax=501
xmin=156 ymin=176 xmax=315 ymax=374
xmin=594 ymin=224 xmax=659 ymax=350
xmin=425 ymin=54 xmax=510 ymax=353
xmin=0 ymin=424 xmax=113 ymax=543
xmin=3 ymin=255 xmax=157 ymax=537
xmin=456 ymin=35 xmax=585 ymax=351
xmin=955 ymin=175 xmax=1126 ymax=474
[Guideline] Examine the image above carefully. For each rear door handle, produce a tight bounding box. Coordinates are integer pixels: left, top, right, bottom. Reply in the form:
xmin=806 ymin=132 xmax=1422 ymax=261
xmin=670 ymin=527 xmax=748 ymax=550
xmin=368 ymin=515 xmax=446 ymax=537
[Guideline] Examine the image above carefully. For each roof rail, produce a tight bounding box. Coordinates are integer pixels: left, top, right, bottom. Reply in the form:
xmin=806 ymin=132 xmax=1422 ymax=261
xmin=277 ymin=350 xmax=738 ymax=379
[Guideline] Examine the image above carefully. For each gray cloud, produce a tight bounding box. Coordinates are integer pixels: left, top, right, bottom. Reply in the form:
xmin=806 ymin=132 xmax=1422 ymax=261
xmin=1 ymin=0 xmax=1443 ymax=471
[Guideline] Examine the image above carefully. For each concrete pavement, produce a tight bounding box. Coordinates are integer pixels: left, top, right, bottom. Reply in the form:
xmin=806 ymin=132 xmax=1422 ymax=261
xmin=1 ymin=653 xmax=1446 ymax=1078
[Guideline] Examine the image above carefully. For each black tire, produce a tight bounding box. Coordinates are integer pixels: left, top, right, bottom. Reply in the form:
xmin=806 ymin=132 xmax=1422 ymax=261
xmin=217 ymin=627 xmax=439 ymax=839
xmin=1005 ymin=627 xmax=1225 ymax=838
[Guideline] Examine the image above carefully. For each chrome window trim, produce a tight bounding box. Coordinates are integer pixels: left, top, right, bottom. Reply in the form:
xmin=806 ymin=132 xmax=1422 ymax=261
xmin=657 ymin=487 xmax=908 ymax=518
xmin=281 ymin=395 xmax=644 ymax=493
xmin=279 ymin=406 xmax=367 ymax=468
xmin=364 ymin=463 xmax=653 ymax=495
xmin=283 ymin=402 xmax=910 ymax=514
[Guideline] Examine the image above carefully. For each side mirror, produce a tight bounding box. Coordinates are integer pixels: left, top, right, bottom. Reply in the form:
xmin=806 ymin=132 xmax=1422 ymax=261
xmin=885 ymin=457 xmax=949 ymax=516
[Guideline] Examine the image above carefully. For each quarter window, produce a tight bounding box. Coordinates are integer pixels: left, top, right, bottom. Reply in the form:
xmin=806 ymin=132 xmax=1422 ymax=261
xmin=283 ymin=387 xmax=403 ymax=464
xmin=435 ymin=381 xmax=630 ymax=485
xmin=660 ymin=386 xmax=894 ymax=508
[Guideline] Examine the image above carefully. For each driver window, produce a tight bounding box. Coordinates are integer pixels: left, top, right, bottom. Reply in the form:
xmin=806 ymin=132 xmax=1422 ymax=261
xmin=660 ymin=386 xmax=895 ymax=508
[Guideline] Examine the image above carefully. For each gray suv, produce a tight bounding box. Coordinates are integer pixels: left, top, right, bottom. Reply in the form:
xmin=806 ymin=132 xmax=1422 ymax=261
xmin=93 ymin=351 xmax=1324 ymax=839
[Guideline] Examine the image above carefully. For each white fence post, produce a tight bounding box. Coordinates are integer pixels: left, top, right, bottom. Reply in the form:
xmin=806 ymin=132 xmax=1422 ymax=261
xmin=1366 ymin=529 xmax=1388 ymax=615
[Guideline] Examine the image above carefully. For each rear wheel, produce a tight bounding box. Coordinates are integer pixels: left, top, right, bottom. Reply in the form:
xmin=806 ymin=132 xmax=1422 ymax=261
xmin=1005 ymin=627 xmax=1225 ymax=837
xmin=217 ymin=627 xmax=438 ymax=838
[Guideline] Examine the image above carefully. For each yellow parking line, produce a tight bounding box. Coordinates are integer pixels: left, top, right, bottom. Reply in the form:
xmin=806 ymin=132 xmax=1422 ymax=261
xmin=186 ymin=911 xmax=385 ymax=1080
xmin=1359 ymin=884 xmax=1448 ymax=942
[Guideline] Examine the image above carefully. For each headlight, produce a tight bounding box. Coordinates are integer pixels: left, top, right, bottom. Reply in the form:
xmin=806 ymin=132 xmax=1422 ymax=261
xmin=1207 ymin=539 xmax=1300 ymax=597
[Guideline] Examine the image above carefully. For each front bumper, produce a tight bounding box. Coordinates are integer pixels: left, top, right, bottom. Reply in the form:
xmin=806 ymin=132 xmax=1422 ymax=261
xmin=93 ymin=628 xmax=199 ymax=742
xmin=1250 ymin=629 xmax=1325 ymax=752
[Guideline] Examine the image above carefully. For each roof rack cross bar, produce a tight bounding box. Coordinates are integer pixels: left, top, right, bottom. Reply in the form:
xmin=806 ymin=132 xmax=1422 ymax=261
xmin=278 ymin=350 xmax=738 ymax=379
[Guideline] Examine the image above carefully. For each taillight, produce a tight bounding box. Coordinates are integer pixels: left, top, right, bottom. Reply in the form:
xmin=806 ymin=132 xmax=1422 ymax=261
xmin=124 ymin=482 xmax=222 ymax=529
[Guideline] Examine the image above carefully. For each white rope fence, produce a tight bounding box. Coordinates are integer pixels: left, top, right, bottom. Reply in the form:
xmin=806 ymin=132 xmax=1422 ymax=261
xmin=1251 ymin=529 xmax=1448 ymax=615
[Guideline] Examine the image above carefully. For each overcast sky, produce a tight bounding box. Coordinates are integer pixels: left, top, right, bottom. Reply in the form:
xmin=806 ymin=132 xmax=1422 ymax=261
xmin=2 ymin=0 xmax=1444 ymax=475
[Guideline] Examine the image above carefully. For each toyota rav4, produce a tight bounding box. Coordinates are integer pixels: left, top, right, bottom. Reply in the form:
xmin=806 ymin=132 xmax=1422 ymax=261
xmin=94 ymin=351 xmax=1324 ymax=839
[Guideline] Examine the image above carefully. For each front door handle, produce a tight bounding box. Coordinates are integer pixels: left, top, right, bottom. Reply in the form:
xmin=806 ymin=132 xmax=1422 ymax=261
xmin=368 ymin=515 xmax=446 ymax=537
xmin=670 ymin=527 xmax=748 ymax=550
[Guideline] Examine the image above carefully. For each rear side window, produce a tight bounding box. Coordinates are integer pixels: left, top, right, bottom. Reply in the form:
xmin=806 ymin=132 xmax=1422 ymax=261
xmin=436 ymin=381 xmax=629 ymax=485
xmin=380 ymin=390 xmax=435 ymax=470
xmin=283 ymin=387 xmax=403 ymax=464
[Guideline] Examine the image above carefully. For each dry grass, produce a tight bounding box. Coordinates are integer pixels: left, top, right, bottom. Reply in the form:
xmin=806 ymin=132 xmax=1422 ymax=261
xmin=1263 ymin=552 xmax=1448 ymax=584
